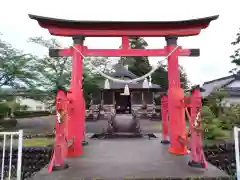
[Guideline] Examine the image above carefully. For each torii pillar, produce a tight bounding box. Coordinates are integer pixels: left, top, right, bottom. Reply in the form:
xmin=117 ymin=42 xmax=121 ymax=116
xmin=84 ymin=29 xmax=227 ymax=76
xmin=166 ymin=36 xmax=188 ymax=154
xmin=66 ymin=36 xmax=85 ymax=156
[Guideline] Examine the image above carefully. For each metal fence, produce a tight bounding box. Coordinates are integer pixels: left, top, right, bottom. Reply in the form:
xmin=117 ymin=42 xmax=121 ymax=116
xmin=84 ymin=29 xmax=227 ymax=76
xmin=234 ymin=126 xmax=240 ymax=180
xmin=0 ymin=130 xmax=23 ymax=180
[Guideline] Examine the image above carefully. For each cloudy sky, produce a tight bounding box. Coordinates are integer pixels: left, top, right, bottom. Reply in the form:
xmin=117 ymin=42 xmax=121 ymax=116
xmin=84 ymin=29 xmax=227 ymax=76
xmin=0 ymin=0 xmax=239 ymax=86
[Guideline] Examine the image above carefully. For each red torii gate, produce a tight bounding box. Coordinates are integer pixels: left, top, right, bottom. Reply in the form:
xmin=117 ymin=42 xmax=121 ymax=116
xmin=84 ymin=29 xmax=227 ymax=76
xmin=29 ymin=14 xmax=218 ymax=157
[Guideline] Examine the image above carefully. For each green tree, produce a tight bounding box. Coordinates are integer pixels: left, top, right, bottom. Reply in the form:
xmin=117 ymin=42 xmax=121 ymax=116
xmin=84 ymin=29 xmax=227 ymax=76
xmin=86 ymin=57 xmax=113 ymax=74
xmin=83 ymin=70 xmax=102 ymax=105
xmin=119 ymin=37 xmax=189 ymax=90
xmin=121 ymin=37 xmax=151 ymax=76
xmin=28 ymin=37 xmax=72 ymax=91
xmin=204 ymin=88 xmax=227 ymax=117
xmin=5 ymin=96 xmax=21 ymax=117
xmin=230 ymin=28 xmax=240 ymax=73
xmin=151 ymin=63 xmax=169 ymax=91
xmin=28 ymin=37 xmax=72 ymax=107
xmin=151 ymin=63 xmax=189 ymax=91
xmin=28 ymin=37 xmax=107 ymax=106
xmin=0 ymin=34 xmax=39 ymax=88
xmin=179 ymin=65 xmax=190 ymax=90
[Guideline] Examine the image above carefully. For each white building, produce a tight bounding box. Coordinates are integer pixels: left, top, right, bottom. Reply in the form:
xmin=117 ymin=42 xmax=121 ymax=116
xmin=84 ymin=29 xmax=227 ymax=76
xmin=17 ymin=97 xmax=48 ymax=111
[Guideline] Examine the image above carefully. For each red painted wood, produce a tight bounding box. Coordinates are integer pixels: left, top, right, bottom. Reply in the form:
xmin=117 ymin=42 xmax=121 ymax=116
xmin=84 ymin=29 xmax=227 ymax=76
xmin=121 ymin=36 xmax=129 ymax=49
xmin=57 ymin=46 xmax=193 ymax=57
xmin=85 ymin=48 xmax=168 ymax=56
xmin=47 ymin=27 xmax=202 ymax=37
xmin=67 ymin=43 xmax=84 ymax=157
xmin=166 ymin=44 xmax=188 ymax=154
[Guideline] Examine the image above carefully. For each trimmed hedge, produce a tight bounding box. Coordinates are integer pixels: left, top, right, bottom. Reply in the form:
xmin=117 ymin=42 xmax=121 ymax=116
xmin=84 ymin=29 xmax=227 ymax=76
xmin=13 ymin=111 xmax=51 ymax=118
xmin=0 ymin=111 xmax=52 ymax=120
xmin=0 ymin=119 xmax=18 ymax=128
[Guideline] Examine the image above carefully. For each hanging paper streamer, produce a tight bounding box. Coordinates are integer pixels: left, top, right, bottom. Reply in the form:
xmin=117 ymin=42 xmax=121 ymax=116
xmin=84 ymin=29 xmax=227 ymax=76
xmin=104 ymin=79 xmax=110 ymax=89
xmin=121 ymin=84 xmax=130 ymax=96
xmin=142 ymin=78 xmax=149 ymax=88
xmin=149 ymin=76 xmax=152 ymax=87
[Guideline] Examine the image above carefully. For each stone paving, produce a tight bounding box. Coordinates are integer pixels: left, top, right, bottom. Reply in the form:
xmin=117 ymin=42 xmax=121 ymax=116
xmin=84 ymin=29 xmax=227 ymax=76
xmin=31 ymin=133 xmax=229 ymax=180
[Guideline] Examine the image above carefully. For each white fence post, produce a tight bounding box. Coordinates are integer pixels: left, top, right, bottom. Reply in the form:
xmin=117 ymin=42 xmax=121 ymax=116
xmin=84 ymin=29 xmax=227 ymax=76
xmin=234 ymin=126 xmax=240 ymax=180
xmin=0 ymin=130 xmax=23 ymax=180
xmin=17 ymin=130 xmax=23 ymax=180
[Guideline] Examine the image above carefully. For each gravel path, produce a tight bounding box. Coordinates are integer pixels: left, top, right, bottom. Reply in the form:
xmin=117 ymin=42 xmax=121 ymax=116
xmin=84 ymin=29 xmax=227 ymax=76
xmin=0 ymin=115 xmax=161 ymax=147
xmin=15 ymin=115 xmax=161 ymax=135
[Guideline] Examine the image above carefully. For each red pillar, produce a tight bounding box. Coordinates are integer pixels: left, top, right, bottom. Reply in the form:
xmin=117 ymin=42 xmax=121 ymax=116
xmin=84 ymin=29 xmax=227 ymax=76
xmin=67 ymin=36 xmax=85 ymax=157
xmin=161 ymin=95 xmax=170 ymax=144
xmin=165 ymin=37 xmax=187 ymax=155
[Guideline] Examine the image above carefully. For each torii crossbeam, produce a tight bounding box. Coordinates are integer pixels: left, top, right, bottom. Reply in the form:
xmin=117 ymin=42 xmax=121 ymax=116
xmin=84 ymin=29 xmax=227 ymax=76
xmin=29 ymin=14 xmax=218 ymax=157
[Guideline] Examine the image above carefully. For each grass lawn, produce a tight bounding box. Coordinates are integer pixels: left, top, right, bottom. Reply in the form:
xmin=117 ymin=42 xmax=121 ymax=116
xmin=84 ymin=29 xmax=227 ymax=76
xmin=151 ymin=123 xmax=162 ymax=130
xmin=152 ymin=122 xmax=190 ymax=131
xmin=23 ymin=138 xmax=54 ymax=147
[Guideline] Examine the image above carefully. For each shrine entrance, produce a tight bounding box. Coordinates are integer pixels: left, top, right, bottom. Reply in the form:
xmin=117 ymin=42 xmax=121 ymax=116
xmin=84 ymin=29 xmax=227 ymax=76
xmin=115 ymin=92 xmax=131 ymax=114
xmin=29 ymin=13 xmax=218 ymax=155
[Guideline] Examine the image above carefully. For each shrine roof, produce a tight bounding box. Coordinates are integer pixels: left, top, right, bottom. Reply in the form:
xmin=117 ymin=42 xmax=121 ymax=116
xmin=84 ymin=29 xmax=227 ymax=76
xmin=201 ymin=72 xmax=240 ymax=97
xmin=111 ymin=63 xmax=138 ymax=79
xmin=100 ymin=63 xmax=161 ymax=90
xmin=28 ymin=14 xmax=219 ymax=37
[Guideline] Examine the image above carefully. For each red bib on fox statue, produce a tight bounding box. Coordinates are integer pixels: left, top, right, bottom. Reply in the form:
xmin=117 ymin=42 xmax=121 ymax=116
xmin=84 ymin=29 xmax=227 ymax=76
xmin=48 ymin=88 xmax=69 ymax=172
xmin=161 ymin=95 xmax=170 ymax=144
xmin=188 ymin=87 xmax=208 ymax=169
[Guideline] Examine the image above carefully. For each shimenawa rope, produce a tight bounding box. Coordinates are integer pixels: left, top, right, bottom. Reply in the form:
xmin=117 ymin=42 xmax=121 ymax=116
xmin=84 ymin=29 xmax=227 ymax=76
xmin=72 ymin=45 xmax=179 ymax=84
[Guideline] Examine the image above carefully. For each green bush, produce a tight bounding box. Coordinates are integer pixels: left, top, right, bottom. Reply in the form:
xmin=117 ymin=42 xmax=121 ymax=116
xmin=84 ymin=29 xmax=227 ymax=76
xmin=201 ymin=104 xmax=240 ymax=141
xmin=201 ymin=105 xmax=216 ymax=120
xmin=13 ymin=111 xmax=51 ymax=118
xmin=0 ymin=118 xmax=18 ymax=128
xmin=203 ymin=118 xmax=225 ymax=140
xmin=216 ymin=105 xmax=240 ymax=130
xmin=201 ymin=106 xmax=225 ymax=141
xmin=201 ymin=88 xmax=240 ymax=141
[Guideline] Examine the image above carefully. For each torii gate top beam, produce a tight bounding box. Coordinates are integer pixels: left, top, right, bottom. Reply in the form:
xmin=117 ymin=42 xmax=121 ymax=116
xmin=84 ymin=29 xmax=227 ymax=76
xmin=28 ymin=14 xmax=219 ymax=37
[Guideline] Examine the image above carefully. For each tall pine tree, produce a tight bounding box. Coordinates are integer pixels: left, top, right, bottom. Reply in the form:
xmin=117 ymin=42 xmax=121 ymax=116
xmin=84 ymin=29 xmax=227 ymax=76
xmin=121 ymin=37 xmax=151 ymax=76
xmin=128 ymin=38 xmax=151 ymax=76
